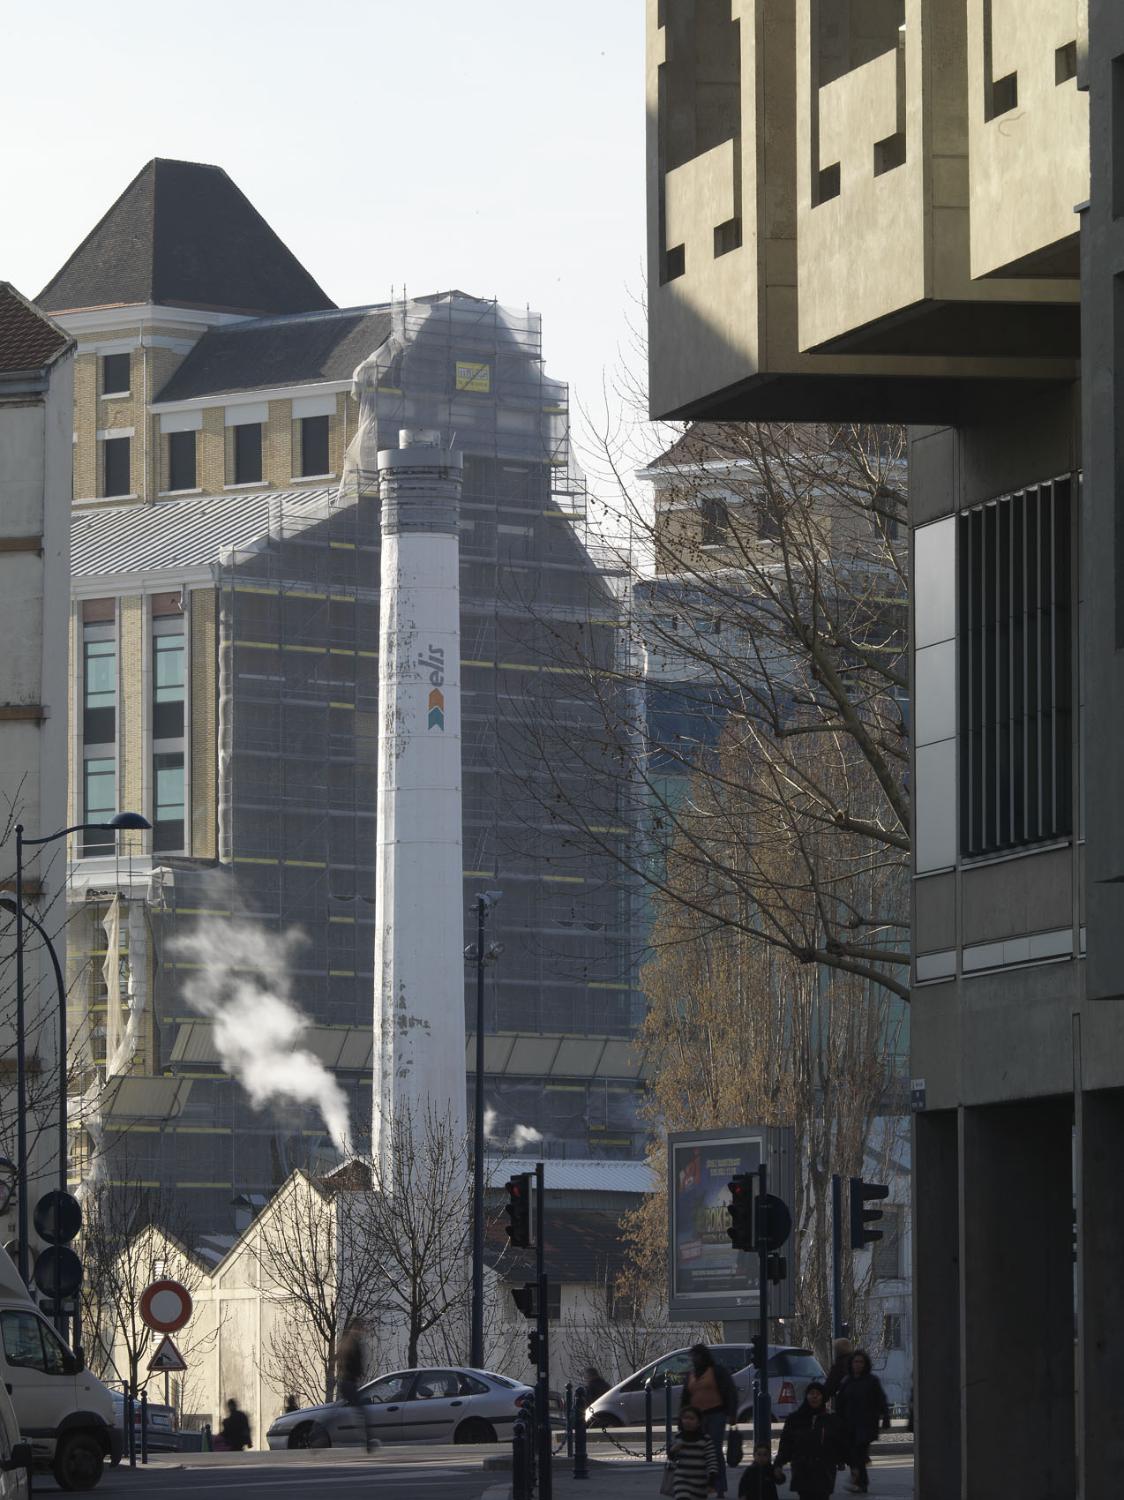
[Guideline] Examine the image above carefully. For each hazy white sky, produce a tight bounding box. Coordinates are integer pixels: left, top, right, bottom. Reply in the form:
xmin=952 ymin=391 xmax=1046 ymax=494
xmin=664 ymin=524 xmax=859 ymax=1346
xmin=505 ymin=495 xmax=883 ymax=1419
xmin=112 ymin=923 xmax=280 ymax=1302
xmin=2 ymin=0 xmax=647 ymax=477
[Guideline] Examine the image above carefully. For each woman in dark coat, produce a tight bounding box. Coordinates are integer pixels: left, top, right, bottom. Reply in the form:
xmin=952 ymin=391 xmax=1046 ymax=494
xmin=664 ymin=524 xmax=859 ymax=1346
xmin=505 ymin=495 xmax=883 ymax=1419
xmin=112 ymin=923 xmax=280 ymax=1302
xmin=774 ymin=1382 xmax=846 ymax=1500
xmin=833 ymin=1351 xmax=889 ymax=1494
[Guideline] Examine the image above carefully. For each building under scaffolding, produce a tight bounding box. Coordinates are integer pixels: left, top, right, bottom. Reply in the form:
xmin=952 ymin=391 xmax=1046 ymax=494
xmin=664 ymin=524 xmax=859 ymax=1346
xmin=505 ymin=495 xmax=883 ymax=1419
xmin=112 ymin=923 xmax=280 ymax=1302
xmin=65 ymin=294 xmax=646 ymax=1233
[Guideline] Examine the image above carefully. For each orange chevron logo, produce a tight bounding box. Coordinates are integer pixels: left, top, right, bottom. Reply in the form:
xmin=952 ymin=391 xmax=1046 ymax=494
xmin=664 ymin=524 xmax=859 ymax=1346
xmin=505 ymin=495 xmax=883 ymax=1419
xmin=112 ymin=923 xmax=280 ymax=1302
xmin=427 ymin=688 xmax=445 ymax=730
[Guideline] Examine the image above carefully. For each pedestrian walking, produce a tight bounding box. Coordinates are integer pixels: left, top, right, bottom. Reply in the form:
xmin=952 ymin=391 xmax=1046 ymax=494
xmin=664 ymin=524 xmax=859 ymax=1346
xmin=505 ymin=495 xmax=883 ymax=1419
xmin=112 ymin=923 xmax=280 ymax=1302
xmin=667 ymin=1405 xmax=718 ymax=1499
xmin=737 ymin=1443 xmax=781 ymax=1499
xmin=822 ymin=1338 xmax=854 ymax=1404
xmin=680 ymin=1344 xmax=738 ymax=1497
xmin=833 ymin=1351 xmax=889 ymax=1494
xmin=583 ymin=1365 xmax=611 ymax=1403
xmin=220 ymin=1398 xmax=252 ymax=1452
xmin=335 ymin=1320 xmax=364 ymax=1405
xmin=774 ymin=1382 xmax=846 ymax=1500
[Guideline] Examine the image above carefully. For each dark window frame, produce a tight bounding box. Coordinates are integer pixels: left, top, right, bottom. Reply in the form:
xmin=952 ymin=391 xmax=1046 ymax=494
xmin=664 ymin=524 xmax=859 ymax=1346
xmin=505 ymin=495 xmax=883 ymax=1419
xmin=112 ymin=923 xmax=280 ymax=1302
xmin=233 ymin=423 xmax=263 ymax=485
xmin=102 ymin=436 xmax=131 ymax=498
xmin=299 ymin=414 xmax=331 ymax=477
xmin=152 ymin=750 xmax=185 ymax=854
xmin=101 ymin=352 xmax=130 ymax=396
xmin=167 ymin=430 xmax=197 ymax=492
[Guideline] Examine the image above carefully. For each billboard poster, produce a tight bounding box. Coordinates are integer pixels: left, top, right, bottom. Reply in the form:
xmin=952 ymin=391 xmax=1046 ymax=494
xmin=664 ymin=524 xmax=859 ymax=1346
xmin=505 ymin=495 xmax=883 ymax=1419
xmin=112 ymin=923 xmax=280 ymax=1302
xmin=667 ymin=1126 xmax=795 ymax=1322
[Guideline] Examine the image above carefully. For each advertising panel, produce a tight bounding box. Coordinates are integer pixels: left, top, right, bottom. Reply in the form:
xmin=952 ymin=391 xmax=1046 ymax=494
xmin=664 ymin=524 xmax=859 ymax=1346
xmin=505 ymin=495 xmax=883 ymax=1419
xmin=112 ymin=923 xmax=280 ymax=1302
xmin=667 ymin=1126 xmax=795 ymax=1322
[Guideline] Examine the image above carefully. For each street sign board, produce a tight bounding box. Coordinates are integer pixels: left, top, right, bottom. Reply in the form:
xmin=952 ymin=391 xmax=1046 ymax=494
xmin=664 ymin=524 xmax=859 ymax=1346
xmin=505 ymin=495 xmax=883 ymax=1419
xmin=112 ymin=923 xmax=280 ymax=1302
xmin=147 ymin=1335 xmax=187 ymax=1373
xmin=667 ymin=1126 xmax=795 ymax=1322
xmin=139 ymin=1279 xmax=192 ymax=1334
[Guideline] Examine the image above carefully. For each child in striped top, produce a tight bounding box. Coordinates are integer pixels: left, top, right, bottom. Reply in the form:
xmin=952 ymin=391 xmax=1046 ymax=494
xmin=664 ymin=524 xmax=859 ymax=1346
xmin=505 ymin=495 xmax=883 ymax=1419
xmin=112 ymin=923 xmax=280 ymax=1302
xmin=668 ymin=1405 xmax=718 ymax=1499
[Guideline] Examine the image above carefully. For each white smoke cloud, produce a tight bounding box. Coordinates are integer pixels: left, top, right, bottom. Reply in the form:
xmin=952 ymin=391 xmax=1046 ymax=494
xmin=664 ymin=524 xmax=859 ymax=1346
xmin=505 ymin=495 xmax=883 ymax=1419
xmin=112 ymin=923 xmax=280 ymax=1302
xmin=172 ymin=919 xmax=352 ymax=1157
xmin=483 ymin=1109 xmax=543 ymax=1151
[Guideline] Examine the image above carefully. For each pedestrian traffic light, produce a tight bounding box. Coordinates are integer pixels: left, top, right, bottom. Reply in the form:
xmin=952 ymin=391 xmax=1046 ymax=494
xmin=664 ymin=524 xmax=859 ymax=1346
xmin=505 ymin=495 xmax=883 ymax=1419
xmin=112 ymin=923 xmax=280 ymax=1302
xmin=527 ymin=1330 xmax=541 ymax=1365
xmin=766 ymin=1252 xmax=787 ymax=1285
xmin=750 ymin=1333 xmax=766 ymax=1372
xmin=511 ymin=1283 xmax=537 ymax=1319
xmin=849 ymin=1177 xmax=890 ymax=1249
xmin=726 ymin=1173 xmax=754 ymax=1252
xmin=505 ymin=1173 xmax=532 ymax=1248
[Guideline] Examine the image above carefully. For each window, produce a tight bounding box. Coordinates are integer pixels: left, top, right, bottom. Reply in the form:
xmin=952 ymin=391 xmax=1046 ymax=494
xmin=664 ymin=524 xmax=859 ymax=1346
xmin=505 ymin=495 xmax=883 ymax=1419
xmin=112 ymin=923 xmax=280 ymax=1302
xmin=233 ymin=423 xmax=262 ymax=484
xmin=362 ymin=1374 xmax=412 ymax=1404
xmin=153 ymin=752 xmax=185 ymax=853
xmin=83 ymin=758 xmax=116 ymax=854
xmin=102 ymin=437 xmax=130 ymax=498
xmin=153 ymin=626 xmax=185 ymax=739
xmin=101 ymin=353 xmax=130 ymax=395
xmin=0 ymin=1312 xmax=69 ymax=1375
xmin=83 ymin=629 xmax=115 ymax=745
xmin=412 ymin=1371 xmax=460 ymax=1400
xmin=958 ymin=479 xmax=1073 ymax=857
xmin=700 ymin=496 xmax=729 ymax=546
xmin=299 ymin=415 xmax=330 ymax=477
xmin=882 ymin=1313 xmax=904 ymax=1351
xmin=872 ymin=1206 xmax=903 ymax=1280
xmin=167 ymin=430 xmax=196 ymax=492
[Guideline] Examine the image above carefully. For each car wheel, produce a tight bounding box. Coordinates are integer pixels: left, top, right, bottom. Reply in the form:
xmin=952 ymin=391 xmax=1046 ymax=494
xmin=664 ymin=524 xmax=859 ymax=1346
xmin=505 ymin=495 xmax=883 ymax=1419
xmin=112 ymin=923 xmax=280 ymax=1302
xmin=53 ymin=1433 xmax=105 ymax=1491
xmin=454 ymin=1417 xmax=496 ymax=1444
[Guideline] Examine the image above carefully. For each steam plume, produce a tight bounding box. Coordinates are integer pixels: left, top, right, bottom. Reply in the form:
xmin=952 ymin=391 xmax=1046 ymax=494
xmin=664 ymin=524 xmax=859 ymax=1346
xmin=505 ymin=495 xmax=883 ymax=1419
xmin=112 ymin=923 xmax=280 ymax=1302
xmin=173 ymin=920 xmax=352 ymax=1156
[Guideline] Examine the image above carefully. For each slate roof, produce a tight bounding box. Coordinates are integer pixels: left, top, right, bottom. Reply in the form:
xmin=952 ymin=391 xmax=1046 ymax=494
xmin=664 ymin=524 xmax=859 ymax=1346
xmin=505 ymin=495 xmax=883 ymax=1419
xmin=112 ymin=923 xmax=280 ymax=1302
xmin=0 ymin=283 xmax=71 ymax=374
xmin=71 ymin=487 xmax=337 ymax=578
xmin=154 ymin=305 xmax=392 ymax=403
xmin=38 ymin=158 xmax=335 ymax=317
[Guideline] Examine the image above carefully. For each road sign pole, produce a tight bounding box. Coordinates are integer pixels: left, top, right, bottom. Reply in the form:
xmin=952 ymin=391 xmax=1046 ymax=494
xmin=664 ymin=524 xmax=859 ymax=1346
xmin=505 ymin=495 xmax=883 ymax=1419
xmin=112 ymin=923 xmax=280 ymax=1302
xmin=535 ymin=1160 xmax=551 ymax=1500
xmin=831 ymin=1174 xmax=844 ymax=1341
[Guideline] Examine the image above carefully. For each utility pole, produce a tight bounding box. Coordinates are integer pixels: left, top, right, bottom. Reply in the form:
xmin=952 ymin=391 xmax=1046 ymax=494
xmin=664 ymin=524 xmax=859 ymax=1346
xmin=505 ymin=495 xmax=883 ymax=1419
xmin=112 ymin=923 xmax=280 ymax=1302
xmin=535 ymin=1160 xmax=552 ymax=1500
xmin=831 ymin=1173 xmax=844 ymax=1340
xmin=754 ymin=1161 xmax=771 ymax=1448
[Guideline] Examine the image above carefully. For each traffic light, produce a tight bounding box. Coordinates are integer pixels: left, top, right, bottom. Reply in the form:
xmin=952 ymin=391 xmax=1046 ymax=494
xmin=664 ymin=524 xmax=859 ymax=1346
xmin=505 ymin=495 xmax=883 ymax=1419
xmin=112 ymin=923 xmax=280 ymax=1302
xmin=511 ymin=1283 xmax=537 ymax=1319
xmin=726 ymin=1173 xmax=754 ymax=1252
xmin=527 ymin=1330 xmax=541 ymax=1365
xmin=750 ymin=1333 xmax=766 ymax=1372
xmin=505 ymin=1173 xmax=532 ymax=1248
xmin=766 ymin=1252 xmax=787 ymax=1285
xmin=849 ymin=1177 xmax=890 ymax=1249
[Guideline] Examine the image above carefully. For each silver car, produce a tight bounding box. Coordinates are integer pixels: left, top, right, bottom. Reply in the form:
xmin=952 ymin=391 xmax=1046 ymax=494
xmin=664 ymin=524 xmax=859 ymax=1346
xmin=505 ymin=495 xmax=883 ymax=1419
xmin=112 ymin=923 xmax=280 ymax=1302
xmin=265 ymin=1367 xmax=534 ymax=1448
xmin=587 ymin=1344 xmax=825 ymax=1428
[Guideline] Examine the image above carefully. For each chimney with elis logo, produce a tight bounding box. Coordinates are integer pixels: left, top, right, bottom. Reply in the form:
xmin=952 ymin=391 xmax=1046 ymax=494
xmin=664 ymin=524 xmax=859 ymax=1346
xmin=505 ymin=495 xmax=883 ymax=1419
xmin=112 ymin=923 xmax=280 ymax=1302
xmin=372 ymin=429 xmax=465 ymax=1165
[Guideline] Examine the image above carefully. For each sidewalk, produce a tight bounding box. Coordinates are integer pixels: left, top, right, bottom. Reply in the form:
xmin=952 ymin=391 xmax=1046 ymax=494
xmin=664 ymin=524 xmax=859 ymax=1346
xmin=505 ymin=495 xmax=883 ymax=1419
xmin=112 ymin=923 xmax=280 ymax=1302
xmin=482 ymin=1452 xmax=915 ymax=1500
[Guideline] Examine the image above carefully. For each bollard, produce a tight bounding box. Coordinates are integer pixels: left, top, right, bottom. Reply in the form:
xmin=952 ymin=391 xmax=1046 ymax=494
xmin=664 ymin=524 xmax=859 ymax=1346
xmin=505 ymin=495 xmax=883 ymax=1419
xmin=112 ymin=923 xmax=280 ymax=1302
xmin=513 ymin=1413 xmax=530 ymax=1500
xmin=565 ymin=1382 xmax=574 ymax=1459
xmin=664 ymin=1372 xmax=673 ymax=1454
xmin=573 ymin=1384 xmax=588 ymax=1481
xmin=140 ymin=1391 xmax=148 ymax=1464
xmin=644 ymin=1377 xmax=654 ymax=1463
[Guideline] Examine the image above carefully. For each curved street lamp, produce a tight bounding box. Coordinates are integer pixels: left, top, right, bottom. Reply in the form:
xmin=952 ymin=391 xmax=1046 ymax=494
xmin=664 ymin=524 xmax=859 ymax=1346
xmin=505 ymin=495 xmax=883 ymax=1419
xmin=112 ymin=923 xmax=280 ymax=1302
xmin=13 ymin=812 xmax=150 ymax=1286
xmin=465 ymin=889 xmax=503 ymax=1370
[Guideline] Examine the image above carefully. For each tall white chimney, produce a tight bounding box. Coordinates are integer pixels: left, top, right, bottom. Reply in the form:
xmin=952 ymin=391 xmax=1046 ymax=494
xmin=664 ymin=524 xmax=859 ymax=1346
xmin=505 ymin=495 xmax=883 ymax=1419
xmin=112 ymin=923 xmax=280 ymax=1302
xmin=372 ymin=429 xmax=466 ymax=1165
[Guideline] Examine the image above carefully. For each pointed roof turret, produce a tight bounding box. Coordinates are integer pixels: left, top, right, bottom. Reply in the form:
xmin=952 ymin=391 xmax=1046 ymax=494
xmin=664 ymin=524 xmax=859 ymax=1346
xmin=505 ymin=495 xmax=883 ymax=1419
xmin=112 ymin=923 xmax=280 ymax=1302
xmin=38 ymin=158 xmax=336 ymax=317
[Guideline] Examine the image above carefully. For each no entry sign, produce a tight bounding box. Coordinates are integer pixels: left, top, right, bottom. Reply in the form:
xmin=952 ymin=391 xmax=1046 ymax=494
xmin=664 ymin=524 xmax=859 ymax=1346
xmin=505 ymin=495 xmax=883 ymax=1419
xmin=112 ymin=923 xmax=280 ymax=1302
xmin=139 ymin=1279 xmax=193 ymax=1334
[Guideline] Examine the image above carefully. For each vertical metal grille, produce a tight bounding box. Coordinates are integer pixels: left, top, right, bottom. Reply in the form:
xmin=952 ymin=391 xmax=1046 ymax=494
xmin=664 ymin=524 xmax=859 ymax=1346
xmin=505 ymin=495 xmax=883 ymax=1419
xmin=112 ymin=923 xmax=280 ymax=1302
xmin=958 ymin=478 xmax=1072 ymax=857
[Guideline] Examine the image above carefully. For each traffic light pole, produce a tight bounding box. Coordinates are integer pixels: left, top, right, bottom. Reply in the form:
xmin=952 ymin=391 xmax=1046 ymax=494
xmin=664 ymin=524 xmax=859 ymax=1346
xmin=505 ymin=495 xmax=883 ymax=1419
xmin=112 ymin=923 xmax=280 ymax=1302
xmin=831 ymin=1173 xmax=844 ymax=1341
xmin=754 ymin=1161 xmax=770 ymax=1449
xmin=535 ymin=1160 xmax=552 ymax=1500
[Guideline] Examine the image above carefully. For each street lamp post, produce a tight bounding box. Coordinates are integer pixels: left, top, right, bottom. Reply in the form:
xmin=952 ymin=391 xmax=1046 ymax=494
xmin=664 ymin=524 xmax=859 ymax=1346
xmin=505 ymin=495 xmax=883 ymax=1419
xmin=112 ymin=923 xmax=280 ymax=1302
xmin=466 ymin=890 xmax=503 ymax=1370
xmin=12 ymin=812 xmax=150 ymax=1287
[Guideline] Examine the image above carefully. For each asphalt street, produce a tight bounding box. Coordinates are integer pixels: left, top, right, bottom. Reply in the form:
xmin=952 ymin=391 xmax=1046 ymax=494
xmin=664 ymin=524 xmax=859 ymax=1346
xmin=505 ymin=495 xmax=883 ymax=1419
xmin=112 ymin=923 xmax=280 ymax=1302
xmin=31 ymin=1450 xmax=493 ymax=1498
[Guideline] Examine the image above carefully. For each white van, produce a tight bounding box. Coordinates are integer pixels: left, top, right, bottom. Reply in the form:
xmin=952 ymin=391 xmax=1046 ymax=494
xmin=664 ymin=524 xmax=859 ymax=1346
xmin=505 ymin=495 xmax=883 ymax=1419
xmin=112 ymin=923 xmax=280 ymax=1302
xmin=0 ymin=1380 xmax=31 ymax=1500
xmin=0 ymin=1252 xmax=119 ymax=1489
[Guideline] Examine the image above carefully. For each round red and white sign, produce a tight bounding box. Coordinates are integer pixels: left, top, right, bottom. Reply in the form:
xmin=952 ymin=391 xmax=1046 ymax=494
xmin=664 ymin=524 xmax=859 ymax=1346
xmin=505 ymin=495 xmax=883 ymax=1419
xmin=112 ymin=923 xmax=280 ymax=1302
xmin=139 ymin=1279 xmax=193 ymax=1334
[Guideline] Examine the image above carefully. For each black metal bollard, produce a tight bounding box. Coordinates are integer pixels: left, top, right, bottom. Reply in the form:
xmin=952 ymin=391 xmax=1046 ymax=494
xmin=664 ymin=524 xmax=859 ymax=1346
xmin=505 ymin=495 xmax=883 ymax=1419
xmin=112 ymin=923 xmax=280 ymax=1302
xmin=513 ymin=1412 xmax=530 ymax=1500
xmin=664 ymin=1372 xmax=673 ymax=1454
xmin=644 ymin=1377 xmax=654 ymax=1462
xmin=573 ymin=1384 xmax=588 ymax=1481
xmin=140 ymin=1391 xmax=148 ymax=1464
xmin=565 ymin=1382 xmax=574 ymax=1458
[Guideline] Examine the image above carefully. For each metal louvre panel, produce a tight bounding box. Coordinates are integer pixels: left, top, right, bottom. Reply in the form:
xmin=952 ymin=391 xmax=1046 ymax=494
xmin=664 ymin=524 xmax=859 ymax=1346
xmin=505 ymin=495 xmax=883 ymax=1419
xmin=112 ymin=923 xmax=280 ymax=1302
xmin=958 ymin=479 xmax=1073 ymax=858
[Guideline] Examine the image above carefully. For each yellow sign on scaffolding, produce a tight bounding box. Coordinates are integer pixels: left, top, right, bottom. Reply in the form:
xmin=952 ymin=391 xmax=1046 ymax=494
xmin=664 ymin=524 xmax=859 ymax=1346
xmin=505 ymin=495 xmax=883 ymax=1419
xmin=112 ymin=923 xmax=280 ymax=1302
xmin=455 ymin=360 xmax=491 ymax=393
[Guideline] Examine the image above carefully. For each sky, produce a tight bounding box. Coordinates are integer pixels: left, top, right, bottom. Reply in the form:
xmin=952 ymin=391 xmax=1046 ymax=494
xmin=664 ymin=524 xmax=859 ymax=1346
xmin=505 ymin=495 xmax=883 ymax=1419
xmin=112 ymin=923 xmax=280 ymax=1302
xmin=2 ymin=0 xmax=649 ymax=488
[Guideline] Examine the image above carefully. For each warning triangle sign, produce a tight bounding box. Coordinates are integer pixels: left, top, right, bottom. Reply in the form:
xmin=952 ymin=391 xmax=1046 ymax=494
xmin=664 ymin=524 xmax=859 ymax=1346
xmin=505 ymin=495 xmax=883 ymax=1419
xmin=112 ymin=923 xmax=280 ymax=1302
xmin=147 ymin=1335 xmax=187 ymax=1373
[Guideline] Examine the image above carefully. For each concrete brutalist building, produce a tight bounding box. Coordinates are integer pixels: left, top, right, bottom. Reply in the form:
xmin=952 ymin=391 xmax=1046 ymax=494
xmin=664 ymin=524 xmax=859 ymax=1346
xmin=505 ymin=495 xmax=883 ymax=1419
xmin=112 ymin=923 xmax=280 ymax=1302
xmin=38 ymin=160 xmax=645 ymax=1237
xmin=646 ymin=5 xmax=1123 ymax=1497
